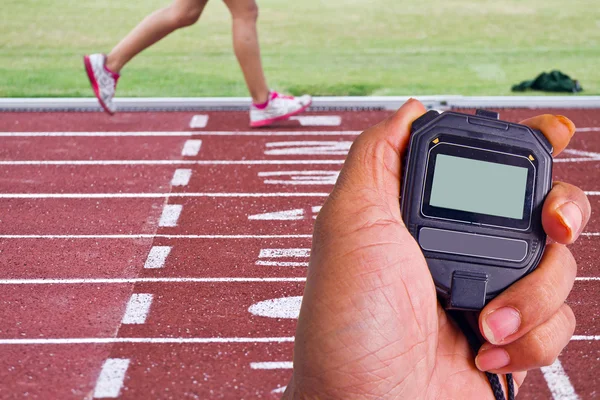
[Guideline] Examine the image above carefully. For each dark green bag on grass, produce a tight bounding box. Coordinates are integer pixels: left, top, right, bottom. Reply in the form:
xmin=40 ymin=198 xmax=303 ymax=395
xmin=512 ymin=70 xmax=583 ymax=93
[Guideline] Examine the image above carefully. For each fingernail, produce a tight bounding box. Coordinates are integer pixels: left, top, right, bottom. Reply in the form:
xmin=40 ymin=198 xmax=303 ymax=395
xmin=556 ymin=201 xmax=583 ymax=237
xmin=475 ymin=348 xmax=511 ymax=371
xmin=555 ymin=115 xmax=576 ymax=136
xmin=482 ymin=307 xmax=521 ymax=344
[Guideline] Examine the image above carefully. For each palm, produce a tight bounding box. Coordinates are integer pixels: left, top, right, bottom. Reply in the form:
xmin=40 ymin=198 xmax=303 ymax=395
xmin=294 ymin=200 xmax=503 ymax=399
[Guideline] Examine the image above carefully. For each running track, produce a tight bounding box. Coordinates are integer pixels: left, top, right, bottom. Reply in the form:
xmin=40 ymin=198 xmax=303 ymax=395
xmin=0 ymin=108 xmax=598 ymax=399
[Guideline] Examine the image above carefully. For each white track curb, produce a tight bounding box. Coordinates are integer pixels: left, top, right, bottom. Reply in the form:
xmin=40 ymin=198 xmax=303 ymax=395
xmin=1 ymin=96 xmax=600 ymax=111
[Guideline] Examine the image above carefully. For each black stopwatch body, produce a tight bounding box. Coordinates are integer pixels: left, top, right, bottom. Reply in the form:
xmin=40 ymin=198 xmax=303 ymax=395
xmin=401 ymin=110 xmax=553 ymax=310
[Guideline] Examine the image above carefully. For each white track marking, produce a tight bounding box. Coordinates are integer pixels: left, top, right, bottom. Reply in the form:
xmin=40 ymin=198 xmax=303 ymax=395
xmin=159 ymin=204 xmax=183 ymax=227
xmin=258 ymin=170 xmax=339 ymax=185
xmin=171 ymin=169 xmax=192 ymax=186
xmin=0 ymin=234 xmax=313 ymax=239
xmin=581 ymin=233 xmax=600 ymax=237
xmin=121 ymin=294 xmax=153 ymax=324
xmin=575 ymin=277 xmax=600 ymax=281
xmin=189 ymin=115 xmax=209 ymax=128
xmin=0 ymin=160 xmax=345 ymax=166
xmin=0 ymin=277 xmax=307 ymax=284
xmin=93 ymin=358 xmax=130 ymax=398
xmin=248 ymin=208 xmax=305 ymax=220
xmin=255 ymin=261 xmax=309 ymax=267
xmin=0 ymin=192 xmax=329 ymax=199
xmin=312 ymin=205 xmax=322 ymax=219
xmin=250 ymin=362 xmax=293 ymax=370
xmin=181 ymin=140 xmax=202 ymax=156
xmin=0 ymin=131 xmax=360 ymax=137
xmin=0 ymin=337 xmax=295 ymax=345
xmin=576 ymin=127 xmax=600 ymax=132
xmin=248 ymin=296 xmax=302 ymax=319
xmin=289 ymin=116 xmax=342 ymax=126
xmin=265 ymin=141 xmax=352 ymax=156
xmin=541 ymin=358 xmax=580 ymax=400
xmin=0 ymin=336 xmax=596 ymax=345
xmin=256 ymin=248 xmax=310 ymax=267
xmin=571 ymin=335 xmax=600 ymax=340
xmin=584 ymin=191 xmax=600 ymax=196
xmin=144 ymin=246 xmax=172 ymax=269
xmin=259 ymin=249 xmax=310 ymax=258
xmin=272 ymin=387 xmax=287 ymax=394
xmin=555 ymin=148 xmax=600 ymax=163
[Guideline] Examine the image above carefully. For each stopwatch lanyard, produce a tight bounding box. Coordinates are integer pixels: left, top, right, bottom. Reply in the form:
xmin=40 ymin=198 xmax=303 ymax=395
xmin=448 ymin=310 xmax=515 ymax=400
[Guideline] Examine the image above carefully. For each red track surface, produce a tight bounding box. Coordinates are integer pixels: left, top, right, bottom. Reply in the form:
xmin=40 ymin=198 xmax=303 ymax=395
xmin=0 ymin=108 xmax=598 ymax=399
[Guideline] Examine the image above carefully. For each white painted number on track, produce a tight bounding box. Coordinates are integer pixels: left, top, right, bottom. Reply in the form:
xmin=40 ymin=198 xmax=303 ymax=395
xmin=258 ymin=170 xmax=339 ymax=185
xmin=159 ymin=204 xmax=183 ymax=227
xmin=248 ymin=296 xmax=302 ymax=319
xmin=541 ymin=358 xmax=580 ymax=400
xmin=250 ymin=361 xmax=293 ymax=370
xmin=256 ymin=248 xmax=310 ymax=267
xmin=289 ymin=116 xmax=342 ymax=126
xmin=264 ymin=141 xmax=352 ymax=156
xmin=171 ymin=169 xmax=192 ymax=186
xmin=121 ymin=294 xmax=153 ymax=324
xmin=93 ymin=358 xmax=130 ymax=398
xmin=248 ymin=205 xmax=321 ymax=220
xmin=181 ymin=140 xmax=202 ymax=156
xmin=144 ymin=246 xmax=172 ymax=269
xmin=189 ymin=115 xmax=209 ymax=128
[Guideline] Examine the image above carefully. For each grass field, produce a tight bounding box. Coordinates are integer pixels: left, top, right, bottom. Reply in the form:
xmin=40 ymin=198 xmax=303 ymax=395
xmin=1 ymin=0 xmax=599 ymax=97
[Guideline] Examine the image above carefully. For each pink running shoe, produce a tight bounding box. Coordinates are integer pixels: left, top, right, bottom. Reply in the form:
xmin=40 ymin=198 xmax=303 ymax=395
xmin=250 ymin=91 xmax=312 ymax=128
xmin=83 ymin=53 xmax=120 ymax=115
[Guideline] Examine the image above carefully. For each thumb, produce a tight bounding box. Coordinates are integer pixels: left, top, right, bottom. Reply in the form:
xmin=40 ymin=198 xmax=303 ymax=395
xmin=332 ymin=99 xmax=427 ymax=214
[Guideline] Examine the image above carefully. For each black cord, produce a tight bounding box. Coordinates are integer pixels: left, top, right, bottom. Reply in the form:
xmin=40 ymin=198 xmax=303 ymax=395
xmin=448 ymin=310 xmax=515 ymax=400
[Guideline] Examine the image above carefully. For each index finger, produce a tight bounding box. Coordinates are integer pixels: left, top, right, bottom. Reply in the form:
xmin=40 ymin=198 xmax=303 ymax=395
xmin=519 ymin=114 xmax=576 ymax=156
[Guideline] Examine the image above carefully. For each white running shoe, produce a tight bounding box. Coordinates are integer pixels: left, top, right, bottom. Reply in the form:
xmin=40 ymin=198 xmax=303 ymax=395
xmin=250 ymin=91 xmax=312 ymax=128
xmin=83 ymin=53 xmax=120 ymax=115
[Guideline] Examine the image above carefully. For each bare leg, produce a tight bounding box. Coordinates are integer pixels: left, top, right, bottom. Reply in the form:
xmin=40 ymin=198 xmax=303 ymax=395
xmin=223 ymin=0 xmax=269 ymax=104
xmin=106 ymin=0 xmax=209 ymax=73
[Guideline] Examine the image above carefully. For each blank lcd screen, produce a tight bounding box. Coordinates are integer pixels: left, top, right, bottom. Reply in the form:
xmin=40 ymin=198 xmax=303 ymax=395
xmin=429 ymin=154 xmax=528 ymax=219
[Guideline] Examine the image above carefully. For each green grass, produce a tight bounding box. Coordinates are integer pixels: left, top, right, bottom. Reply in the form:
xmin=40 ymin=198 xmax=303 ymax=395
xmin=1 ymin=0 xmax=599 ymax=97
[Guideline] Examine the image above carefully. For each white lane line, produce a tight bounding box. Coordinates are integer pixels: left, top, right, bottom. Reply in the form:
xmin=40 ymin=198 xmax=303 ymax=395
xmin=0 ymin=160 xmax=345 ymax=166
xmin=159 ymin=204 xmax=183 ymax=227
xmin=181 ymin=140 xmax=202 ymax=156
xmin=0 ymin=337 xmax=295 ymax=345
xmin=189 ymin=115 xmax=209 ymax=129
xmin=250 ymin=362 xmax=293 ymax=370
xmin=143 ymin=246 xmax=172 ymax=269
xmin=290 ymin=116 xmax=342 ymax=126
xmin=575 ymin=277 xmax=600 ymax=281
xmin=0 ymin=192 xmax=329 ymax=199
xmin=121 ymin=294 xmax=153 ymax=324
xmin=0 ymin=277 xmax=307 ymax=284
xmin=0 ymin=277 xmax=593 ymax=285
xmin=265 ymin=141 xmax=352 ymax=156
xmin=555 ymin=158 xmax=600 ymax=163
xmin=0 ymin=336 xmax=596 ymax=345
xmin=171 ymin=169 xmax=192 ymax=186
xmin=581 ymin=233 xmax=600 ymax=237
xmin=541 ymin=358 xmax=580 ymax=400
xmin=0 ymin=234 xmax=313 ymax=239
xmin=576 ymin=127 xmax=600 ymax=132
xmin=272 ymin=387 xmax=287 ymax=394
xmin=0 ymin=131 xmax=360 ymax=137
xmin=93 ymin=358 xmax=130 ymax=398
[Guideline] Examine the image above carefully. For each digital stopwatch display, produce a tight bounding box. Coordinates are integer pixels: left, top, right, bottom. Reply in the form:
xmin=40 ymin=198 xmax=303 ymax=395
xmin=421 ymin=141 xmax=536 ymax=231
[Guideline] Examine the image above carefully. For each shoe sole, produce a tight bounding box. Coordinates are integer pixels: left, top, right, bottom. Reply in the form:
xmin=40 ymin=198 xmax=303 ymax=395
xmin=250 ymin=99 xmax=313 ymax=128
xmin=83 ymin=56 xmax=115 ymax=116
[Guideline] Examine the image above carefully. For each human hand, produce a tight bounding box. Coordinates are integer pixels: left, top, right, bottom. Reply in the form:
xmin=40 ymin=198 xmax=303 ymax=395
xmin=283 ymin=100 xmax=591 ymax=399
